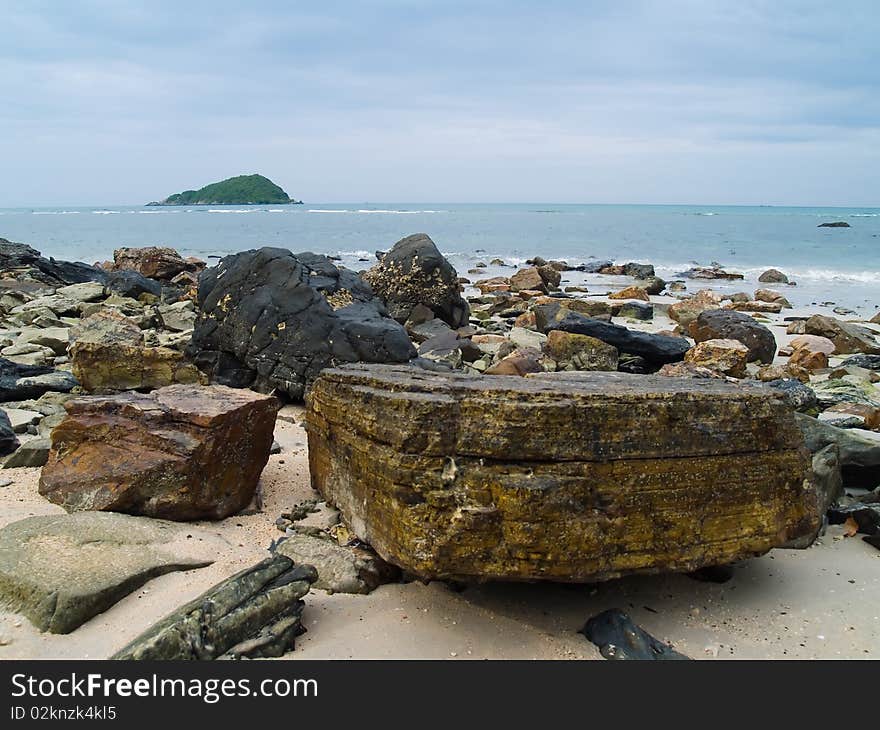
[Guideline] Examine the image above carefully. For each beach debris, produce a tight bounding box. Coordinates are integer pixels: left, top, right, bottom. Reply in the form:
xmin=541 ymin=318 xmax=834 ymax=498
xmin=579 ymin=609 xmax=689 ymax=660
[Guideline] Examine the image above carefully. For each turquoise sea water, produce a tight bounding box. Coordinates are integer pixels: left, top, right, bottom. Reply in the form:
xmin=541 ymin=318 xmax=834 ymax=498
xmin=0 ymin=203 xmax=878 ymax=312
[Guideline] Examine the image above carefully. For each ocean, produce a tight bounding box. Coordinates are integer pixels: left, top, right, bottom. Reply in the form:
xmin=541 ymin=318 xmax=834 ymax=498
xmin=0 ymin=203 xmax=877 ymax=314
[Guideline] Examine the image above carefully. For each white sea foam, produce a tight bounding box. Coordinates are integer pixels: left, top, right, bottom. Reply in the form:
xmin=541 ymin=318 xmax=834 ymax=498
xmin=207 ymin=209 xmax=254 ymax=214
xmin=308 ymin=209 xmax=351 ymax=213
xmin=33 ymin=210 xmax=81 ymax=215
xmin=337 ymin=250 xmax=373 ymax=258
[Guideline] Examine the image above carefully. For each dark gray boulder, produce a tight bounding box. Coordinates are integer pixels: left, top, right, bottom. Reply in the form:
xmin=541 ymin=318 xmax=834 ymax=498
xmin=0 ymin=238 xmax=107 ymax=287
xmin=690 ymin=309 xmax=777 ymax=363
xmin=363 ymin=233 xmax=469 ymax=328
xmin=623 ymin=262 xmax=655 ymax=279
xmin=105 ymin=270 xmax=163 ymax=300
xmin=187 ymin=247 xmax=416 ymax=400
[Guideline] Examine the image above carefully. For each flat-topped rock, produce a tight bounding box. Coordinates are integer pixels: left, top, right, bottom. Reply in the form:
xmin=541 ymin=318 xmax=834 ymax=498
xmin=0 ymin=512 xmax=216 ymax=633
xmin=306 ymin=364 xmax=819 ymax=583
xmin=39 ymin=384 xmax=279 ymax=520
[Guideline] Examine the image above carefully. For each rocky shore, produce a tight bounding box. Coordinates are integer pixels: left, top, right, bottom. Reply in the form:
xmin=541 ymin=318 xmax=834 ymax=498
xmin=0 ymin=233 xmax=878 ymax=660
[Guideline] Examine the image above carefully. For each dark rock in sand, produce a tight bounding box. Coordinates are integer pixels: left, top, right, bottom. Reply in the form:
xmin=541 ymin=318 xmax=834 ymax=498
xmin=580 ymin=260 xmax=614 ymax=273
xmin=690 ymin=309 xmax=776 ymax=364
xmin=534 ymin=303 xmax=688 ymax=365
xmin=622 ymin=262 xmax=655 ymax=279
xmin=580 ymin=609 xmax=689 ymax=660
xmin=643 ymin=276 xmax=666 ymax=295
xmin=187 ymin=247 xmax=416 ymax=400
xmin=112 ymin=555 xmax=317 ymax=660
xmin=679 ymin=266 xmax=744 ymax=280
xmin=4 ymin=437 xmax=51 ymax=468
xmin=818 ymin=221 xmax=850 ymax=228
xmin=363 ymin=233 xmax=469 ymax=328
xmin=614 ymin=301 xmax=653 ymax=320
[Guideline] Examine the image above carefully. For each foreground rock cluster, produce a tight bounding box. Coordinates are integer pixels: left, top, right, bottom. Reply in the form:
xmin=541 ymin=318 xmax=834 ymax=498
xmin=0 ymin=230 xmax=878 ymax=660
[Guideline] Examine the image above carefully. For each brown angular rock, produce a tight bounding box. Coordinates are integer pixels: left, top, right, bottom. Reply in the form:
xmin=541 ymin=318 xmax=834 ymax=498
xmin=111 ymin=246 xmax=191 ymax=281
xmin=306 ymin=364 xmax=819 ymax=583
xmin=608 ymin=286 xmax=649 ymax=301
xmin=39 ymin=384 xmax=279 ymax=520
xmin=684 ymin=338 xmax=749 ymax=378
xmin=536 ymin=264 xmax=561 ymax=289
xmin=509 ymin=267 xmax=546 ymax=293
xmin=804 ymin=315 xmax=880 ymax=355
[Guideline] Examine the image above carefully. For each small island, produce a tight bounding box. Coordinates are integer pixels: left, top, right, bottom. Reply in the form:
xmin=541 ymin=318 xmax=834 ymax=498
xmin=146 ymin=174 xmax=302 ymax=206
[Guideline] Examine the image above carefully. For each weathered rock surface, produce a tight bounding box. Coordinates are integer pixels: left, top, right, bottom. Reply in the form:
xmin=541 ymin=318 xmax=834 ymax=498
xmin=363 ymin=234 xmax=469 ymax=328
xmin=804 ymin=315 xmax=880 ymax=355
xmin=39 ymin=384 xmax=279 ymax=520
xmin=110 ymin=246 xmax=195 ymax=282
xmin=306 ymin=364 xmax=818 ymax=583
xmin=545 ymin=330 xmax=618 ymax=371
xmin=187 ymin=247 xmax=416 ymax=400
xmin=535 ymin=304 xmax=689 ymax=365
xmin=690 ymin=309 xmax=776 ymax=363
xmin=276 ymin=531 xmax=398 ymax=594
xmin=70 ymin=341 xmax=203 ymax=392
xmin=111 ymin=555 xmax=317 ymax=660
xmin=684 ymin=338 xmax=749 ymax=378
xmin=0 ymin=512 xmax=215 ymax=633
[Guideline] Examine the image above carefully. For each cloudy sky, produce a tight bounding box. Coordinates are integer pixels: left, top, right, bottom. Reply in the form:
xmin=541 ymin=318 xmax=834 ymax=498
xmin=1 ymin=1 xmax=878 ymax=206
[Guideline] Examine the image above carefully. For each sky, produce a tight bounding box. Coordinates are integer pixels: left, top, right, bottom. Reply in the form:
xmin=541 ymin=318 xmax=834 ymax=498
xmin=1 ymin=0 xmax=878 ymax=206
